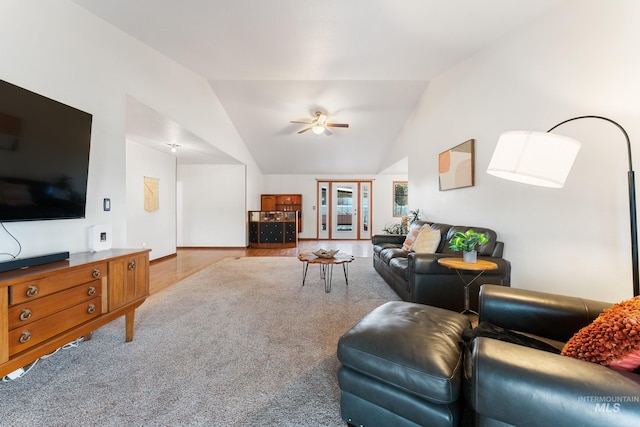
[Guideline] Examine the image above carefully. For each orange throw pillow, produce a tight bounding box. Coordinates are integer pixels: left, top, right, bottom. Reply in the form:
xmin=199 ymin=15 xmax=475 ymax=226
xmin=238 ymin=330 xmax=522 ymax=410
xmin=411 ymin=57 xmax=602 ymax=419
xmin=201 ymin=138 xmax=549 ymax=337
xmin=561 ymin=296 xmax=640 ymax=372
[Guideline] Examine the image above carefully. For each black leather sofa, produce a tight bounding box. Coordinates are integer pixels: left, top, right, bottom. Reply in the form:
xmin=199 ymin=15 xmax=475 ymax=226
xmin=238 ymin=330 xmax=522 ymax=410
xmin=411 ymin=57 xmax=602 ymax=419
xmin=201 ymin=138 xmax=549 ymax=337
xmin=467 ymin=285 xmax=640 ymax=427
xmin=372 ymin=221 xmax=511 ymax=312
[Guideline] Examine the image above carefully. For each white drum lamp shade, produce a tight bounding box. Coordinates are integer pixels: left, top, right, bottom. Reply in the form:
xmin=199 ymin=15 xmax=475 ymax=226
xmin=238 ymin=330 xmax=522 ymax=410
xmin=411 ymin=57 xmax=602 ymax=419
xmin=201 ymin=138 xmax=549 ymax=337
xmin=486 ymin=116 xmax=638 ymax=297
xmin=487 ymin=131 xmax=581 ymax=188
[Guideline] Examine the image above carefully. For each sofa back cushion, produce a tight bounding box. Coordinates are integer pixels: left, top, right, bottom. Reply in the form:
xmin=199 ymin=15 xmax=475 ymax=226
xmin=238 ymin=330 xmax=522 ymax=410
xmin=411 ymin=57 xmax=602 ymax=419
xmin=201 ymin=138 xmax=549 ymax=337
xmin=428 ymin=223 xmax=453 ymax=253
xmin=442 ymin=226 xmax=497 ymax=256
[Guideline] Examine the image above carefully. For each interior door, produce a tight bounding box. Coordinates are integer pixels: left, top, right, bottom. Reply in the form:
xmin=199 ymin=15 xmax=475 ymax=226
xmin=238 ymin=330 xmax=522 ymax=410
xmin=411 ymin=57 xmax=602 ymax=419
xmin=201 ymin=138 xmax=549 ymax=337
xmin=331 ymin=182 xmax=358 ymax=239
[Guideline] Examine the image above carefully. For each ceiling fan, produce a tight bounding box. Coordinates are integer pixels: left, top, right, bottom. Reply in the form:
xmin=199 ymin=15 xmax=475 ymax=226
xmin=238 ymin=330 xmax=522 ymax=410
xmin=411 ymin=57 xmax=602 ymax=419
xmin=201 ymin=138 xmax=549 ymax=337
xmin=290 ymin=111 xmax=349 ymax=136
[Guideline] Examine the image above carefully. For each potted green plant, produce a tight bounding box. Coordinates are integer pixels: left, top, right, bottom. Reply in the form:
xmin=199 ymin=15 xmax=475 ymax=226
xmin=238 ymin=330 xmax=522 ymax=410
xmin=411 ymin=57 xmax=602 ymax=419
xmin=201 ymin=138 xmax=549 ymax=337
xmin=448 ymin=229 xmax=488 ymax=263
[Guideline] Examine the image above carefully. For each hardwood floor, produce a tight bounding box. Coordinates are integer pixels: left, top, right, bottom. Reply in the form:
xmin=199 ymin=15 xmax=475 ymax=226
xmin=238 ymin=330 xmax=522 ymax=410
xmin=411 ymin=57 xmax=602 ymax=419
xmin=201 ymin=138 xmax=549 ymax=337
xmin=149 ymin=240 xmax=373 ymax=295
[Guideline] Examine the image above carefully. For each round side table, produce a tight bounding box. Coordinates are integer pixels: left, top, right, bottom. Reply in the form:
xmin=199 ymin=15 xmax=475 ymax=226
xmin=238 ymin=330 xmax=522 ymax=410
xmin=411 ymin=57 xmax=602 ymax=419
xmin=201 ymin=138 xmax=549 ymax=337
xmin=437 ymin=257 xmax=498 ymax=314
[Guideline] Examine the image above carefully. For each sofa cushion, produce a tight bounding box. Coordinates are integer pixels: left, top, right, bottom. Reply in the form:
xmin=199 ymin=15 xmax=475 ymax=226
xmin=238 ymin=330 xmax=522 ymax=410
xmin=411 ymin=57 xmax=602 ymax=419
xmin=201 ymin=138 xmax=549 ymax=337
xmin=373 ymin=242 xmax=401 ymax=256
xmin=429 ymin=223 xmax=454 ymax=252
xmin=388 ymin=257 xmax=409 ymax=283
xmin=379 ymin=247 xmax=409 ymax=265
xmin=442 ymin=226 xmax=497 ymax=256
xmin=411 ymin=228 xmax=441 ymax=254
xmin=561 ymin=295 xmax=640 ymax=372
xmin=337 ymin=301 xmax=471 ymax=405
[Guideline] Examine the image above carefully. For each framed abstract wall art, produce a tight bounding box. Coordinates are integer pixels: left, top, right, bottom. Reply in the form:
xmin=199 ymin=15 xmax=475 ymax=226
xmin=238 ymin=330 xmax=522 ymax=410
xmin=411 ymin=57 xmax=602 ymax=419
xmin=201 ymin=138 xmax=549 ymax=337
xmin=438 ymin=139 xmax=475 ymax=191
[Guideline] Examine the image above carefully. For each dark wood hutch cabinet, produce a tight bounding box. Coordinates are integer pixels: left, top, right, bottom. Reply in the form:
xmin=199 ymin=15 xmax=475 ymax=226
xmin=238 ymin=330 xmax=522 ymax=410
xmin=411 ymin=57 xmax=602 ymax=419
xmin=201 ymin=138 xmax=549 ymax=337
xmin=261 ymin=194 xmax=302 ymax=232
xmin=248 ymin=211 xmax=298 ymax=248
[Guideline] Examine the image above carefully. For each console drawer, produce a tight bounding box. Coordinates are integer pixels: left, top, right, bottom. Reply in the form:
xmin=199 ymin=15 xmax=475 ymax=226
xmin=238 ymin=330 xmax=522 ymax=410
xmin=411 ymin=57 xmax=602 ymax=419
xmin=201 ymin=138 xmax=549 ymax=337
xmin=8 ymin=296 xmax=102 ymax=356
xmin=8 ymin=280 xmax=102 ymax=329
xmin=9 ymin=263 xmax=107 ymax=305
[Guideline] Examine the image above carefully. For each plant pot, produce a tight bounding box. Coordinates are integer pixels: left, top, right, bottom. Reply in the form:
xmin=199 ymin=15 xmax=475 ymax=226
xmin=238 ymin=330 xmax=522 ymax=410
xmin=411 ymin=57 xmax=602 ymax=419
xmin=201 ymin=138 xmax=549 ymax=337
xmin=463 ymin=250 xmax=477 ymax=263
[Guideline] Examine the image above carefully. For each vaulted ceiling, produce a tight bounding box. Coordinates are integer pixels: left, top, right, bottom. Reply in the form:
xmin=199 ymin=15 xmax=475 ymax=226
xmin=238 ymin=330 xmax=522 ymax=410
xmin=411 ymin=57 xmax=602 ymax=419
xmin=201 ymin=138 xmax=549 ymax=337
xmin=72 ymin=0 xmax=562 ymax=174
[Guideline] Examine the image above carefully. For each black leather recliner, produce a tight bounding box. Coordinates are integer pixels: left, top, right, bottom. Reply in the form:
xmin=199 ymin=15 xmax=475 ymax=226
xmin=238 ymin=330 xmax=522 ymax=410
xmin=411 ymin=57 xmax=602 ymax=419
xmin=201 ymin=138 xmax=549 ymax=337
xmin=467 ymin=285 xmax=640 ymax=427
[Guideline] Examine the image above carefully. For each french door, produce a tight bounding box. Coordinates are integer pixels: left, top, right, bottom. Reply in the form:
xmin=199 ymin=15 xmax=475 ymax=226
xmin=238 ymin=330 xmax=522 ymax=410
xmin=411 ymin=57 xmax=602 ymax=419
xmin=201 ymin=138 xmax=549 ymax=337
xmin=332 ymin=182 xmax=358 ymax=239
xmin=317 ymin=181 xmax=372 ymax=240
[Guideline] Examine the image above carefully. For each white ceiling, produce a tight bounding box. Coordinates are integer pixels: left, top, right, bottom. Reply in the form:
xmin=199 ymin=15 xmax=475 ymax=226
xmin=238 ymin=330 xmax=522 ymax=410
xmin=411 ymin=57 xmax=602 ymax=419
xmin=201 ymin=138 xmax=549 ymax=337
xmin=72 ymin=0 xmax=562 ymax=174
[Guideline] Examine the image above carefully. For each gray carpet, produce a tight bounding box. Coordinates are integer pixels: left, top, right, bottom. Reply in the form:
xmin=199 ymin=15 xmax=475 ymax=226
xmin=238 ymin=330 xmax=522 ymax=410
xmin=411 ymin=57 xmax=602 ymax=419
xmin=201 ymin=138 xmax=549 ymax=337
xmin=0 ymin=256 xmax=400 ymax=426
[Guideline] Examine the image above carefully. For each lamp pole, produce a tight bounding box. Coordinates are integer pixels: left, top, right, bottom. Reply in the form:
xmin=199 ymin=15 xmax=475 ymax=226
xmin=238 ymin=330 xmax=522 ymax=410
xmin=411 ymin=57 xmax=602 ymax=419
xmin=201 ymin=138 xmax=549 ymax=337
xmin=547 ymin=116 xmax=639 ymax=297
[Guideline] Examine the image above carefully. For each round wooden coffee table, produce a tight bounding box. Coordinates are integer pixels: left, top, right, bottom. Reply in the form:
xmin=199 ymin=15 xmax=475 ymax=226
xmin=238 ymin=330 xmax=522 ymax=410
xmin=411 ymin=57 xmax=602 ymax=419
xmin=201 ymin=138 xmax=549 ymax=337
xmin=298 ymin=253 xmax=355 ymax=293
xmin=437 ymin=257 xmax=498 ymax=314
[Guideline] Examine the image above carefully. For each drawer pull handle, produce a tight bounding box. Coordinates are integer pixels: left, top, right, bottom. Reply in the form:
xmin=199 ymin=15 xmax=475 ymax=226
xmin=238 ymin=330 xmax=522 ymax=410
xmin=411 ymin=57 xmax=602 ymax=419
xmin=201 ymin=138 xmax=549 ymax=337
xmin=87 ymin=286 xmax=97 ymax=296
xmin=19 ymin=331 xmax=31 ymax=344
xmin=128 ymin=261 xmax=136 ymax=270
xmin=87 ymin=304 xmax=96 ymax=314
xmin=26 ymin=285 xmax=39 ymax=297
xmin=92 ymin=269 xmax=101 ymax=278
xmin=19 ymin=308 xmax=32 ymax=321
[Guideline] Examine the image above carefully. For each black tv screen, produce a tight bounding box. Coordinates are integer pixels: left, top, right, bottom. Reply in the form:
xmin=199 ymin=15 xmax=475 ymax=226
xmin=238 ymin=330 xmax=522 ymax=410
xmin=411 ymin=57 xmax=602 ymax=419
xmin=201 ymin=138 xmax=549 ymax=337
xmin=0 ymin=79 xmax=92 ymax=222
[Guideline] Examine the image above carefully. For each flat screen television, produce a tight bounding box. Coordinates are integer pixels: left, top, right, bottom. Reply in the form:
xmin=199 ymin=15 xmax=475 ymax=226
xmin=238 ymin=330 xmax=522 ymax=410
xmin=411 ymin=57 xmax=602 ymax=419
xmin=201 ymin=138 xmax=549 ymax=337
xmin=0 ymin=78 xmax=92 ymax=222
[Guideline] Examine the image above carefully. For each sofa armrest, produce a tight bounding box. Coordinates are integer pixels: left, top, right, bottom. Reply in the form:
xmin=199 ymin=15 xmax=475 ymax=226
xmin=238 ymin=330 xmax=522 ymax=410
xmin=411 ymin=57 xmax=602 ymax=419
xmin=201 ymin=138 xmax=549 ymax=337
xmin=372 ymin=234 xmax=406 ymax=245
xmin=479 ymin=284 xmax=612 ymax=342
xmin=471 ymin=338 xmax=640 ymax=427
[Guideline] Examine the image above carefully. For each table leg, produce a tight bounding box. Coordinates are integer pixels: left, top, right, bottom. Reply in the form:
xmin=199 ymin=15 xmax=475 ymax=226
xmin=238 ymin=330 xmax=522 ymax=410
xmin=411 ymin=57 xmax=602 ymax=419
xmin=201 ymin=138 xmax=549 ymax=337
xmin=342 ymin=262 xmax=349 ymax=286
xmin=454 ymin=269 xmax=485 ymax=315
xmin=325 ymin=263 xmax=334 ymax=293
xmin=301 ymin=261 xmax=310 ymax=286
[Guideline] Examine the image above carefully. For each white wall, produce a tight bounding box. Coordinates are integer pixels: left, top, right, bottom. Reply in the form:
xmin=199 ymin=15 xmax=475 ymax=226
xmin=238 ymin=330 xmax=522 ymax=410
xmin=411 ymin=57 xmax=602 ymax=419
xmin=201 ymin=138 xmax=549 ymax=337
xmin=126 ymin=140 xmax=176 ymax=260
xmin=0 ymin=0 xmax=262 ymax=262
xmin=177 ymin=164 xmax=247 ymax=247
xmin=263 ymin=174 xmax=407 ymax=239
xmin=388 ymin=0 xmax=640 ymax=302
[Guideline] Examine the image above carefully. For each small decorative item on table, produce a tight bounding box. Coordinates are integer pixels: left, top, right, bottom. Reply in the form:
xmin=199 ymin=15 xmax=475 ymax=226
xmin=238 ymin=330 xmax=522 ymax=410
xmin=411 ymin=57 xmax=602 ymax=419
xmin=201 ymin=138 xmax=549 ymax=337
xmin=312 ymin=249 xmax=339 ymax=259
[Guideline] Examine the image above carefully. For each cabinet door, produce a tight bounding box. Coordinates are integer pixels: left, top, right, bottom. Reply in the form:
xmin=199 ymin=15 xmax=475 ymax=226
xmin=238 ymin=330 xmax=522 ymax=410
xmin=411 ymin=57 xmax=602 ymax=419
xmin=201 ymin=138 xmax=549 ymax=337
xmin=133 ymin=253 xmax=149 ymax=299
xmin=108 ymin=258 xmax=126 ymax=311
xmin=108 ymin=253 xmax=149 ymax=311
xmin=261 ymin=195 xmax=277 ymax=211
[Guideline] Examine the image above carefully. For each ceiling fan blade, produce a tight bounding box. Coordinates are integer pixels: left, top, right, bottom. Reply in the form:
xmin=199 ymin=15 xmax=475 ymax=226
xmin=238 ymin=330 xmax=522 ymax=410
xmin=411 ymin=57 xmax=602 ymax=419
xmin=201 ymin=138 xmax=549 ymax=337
xmin=326 ymin=123 xmax=349 ymax=128
xmin=324 ymin=128 xmax=333 ymax=136
xmin=290 ymin=120 xmax=313 ymax=124
xmin=297 ymin=127 xmax=312 ymax=134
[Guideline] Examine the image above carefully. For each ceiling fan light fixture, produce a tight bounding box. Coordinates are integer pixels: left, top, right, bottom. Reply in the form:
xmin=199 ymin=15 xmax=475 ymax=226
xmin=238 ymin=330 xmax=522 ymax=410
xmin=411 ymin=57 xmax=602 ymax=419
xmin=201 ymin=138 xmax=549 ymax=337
xmin=290 ymin=111 xmax=349 ymax=136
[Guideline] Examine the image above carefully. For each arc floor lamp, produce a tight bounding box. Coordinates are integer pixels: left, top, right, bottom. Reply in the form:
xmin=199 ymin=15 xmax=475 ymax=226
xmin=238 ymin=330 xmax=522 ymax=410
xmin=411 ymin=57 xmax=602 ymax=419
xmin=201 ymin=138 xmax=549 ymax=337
xmin=487 ymin=115 xmax=639 ymax=297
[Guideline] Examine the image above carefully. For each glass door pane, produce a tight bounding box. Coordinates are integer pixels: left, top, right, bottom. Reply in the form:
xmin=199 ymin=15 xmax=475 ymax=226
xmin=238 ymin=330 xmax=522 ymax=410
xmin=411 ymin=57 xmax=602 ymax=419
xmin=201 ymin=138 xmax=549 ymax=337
xmin=318 ymin=181 xmax=329 ymax=239
xmin=360 ymin=182 xmax=371 ymax=239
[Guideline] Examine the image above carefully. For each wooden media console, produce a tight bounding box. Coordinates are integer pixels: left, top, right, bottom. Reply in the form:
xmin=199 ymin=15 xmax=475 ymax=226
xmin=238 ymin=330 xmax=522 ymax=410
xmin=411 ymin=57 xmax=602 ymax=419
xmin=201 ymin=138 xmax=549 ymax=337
xmin=0 ymin=249 xmax=150 ymax=378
